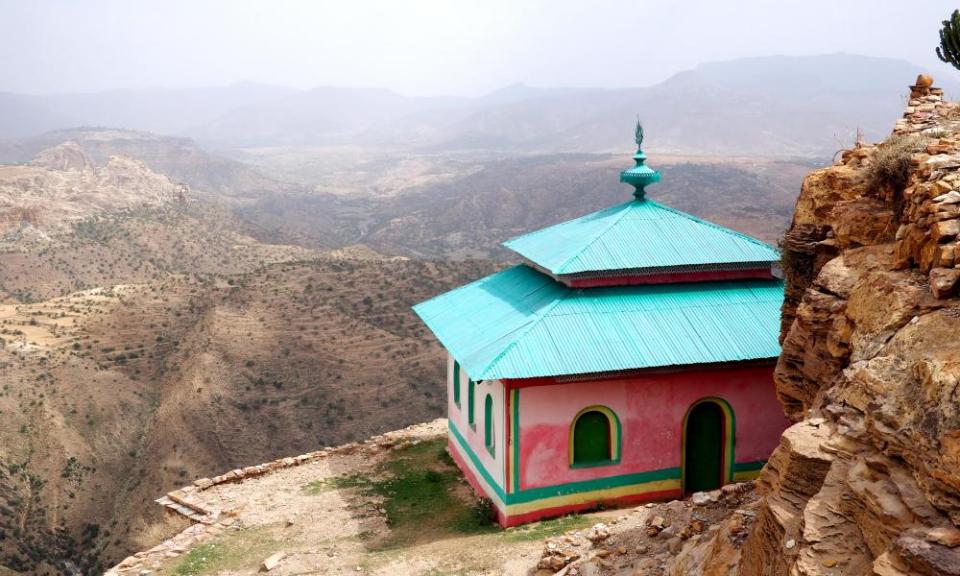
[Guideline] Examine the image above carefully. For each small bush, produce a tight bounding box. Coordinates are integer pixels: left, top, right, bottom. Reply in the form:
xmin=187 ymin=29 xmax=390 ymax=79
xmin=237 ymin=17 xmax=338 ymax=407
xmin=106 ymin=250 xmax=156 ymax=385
xmin=471 ymin=497 xmax=496 ymax=525
xmin=866 ymin=134 xmax=926 ymax=195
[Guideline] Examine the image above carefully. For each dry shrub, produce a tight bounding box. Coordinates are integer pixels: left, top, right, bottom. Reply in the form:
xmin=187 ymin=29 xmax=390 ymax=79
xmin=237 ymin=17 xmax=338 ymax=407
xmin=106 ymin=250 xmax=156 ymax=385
xmin=866 ymin=134 xmax=927 ymax=194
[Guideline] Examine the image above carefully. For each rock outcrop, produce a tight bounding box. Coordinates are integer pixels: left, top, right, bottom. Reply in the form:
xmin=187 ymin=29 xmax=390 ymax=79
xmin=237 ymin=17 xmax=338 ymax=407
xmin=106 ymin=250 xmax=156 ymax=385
xmin=0 ymin=142 xmax=181 ymax=238
xmin=737 ymin=76 xmax=960 ymax=575
xmin=557 ymin=75 xmax=960 ymax=576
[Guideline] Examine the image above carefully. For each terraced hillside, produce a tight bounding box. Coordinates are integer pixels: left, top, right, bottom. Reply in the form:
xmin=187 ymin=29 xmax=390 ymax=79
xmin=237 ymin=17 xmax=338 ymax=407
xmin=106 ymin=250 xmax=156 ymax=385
xmin=0 ymin=257 xmax=495 ymax=574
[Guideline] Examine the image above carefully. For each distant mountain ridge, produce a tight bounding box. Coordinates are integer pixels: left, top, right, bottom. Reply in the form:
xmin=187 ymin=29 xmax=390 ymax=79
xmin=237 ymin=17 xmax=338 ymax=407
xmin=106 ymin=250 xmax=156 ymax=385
xmin=1 ymin=54 xmax=951 ymax=156
xmin=0 ymin=127 xmax=288 ymax=198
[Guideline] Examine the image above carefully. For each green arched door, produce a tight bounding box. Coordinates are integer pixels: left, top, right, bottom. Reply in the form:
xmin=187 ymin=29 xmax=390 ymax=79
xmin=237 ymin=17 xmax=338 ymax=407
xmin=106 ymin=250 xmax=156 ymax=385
xmin=684 ymin=402 xmax=724 ymax=493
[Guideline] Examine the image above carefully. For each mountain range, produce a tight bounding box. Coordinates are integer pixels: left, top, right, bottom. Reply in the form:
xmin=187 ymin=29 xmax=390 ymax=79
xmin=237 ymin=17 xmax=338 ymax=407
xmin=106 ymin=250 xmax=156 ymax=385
xmin=2 ymin=54 xmax=951 ymax=156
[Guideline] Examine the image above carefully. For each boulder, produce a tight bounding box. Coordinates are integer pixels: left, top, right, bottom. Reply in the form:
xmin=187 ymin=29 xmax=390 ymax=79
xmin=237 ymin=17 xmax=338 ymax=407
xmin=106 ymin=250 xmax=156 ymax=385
xmin=260 ymin=552 xmax=285 ymax=572
xmin=930 ymin=267 xmax=960 ymax=298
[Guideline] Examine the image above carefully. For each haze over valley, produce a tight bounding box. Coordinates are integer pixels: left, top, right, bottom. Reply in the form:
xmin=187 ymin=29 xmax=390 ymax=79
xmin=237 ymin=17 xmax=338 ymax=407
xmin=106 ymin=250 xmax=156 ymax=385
xmin=0 ymin=52 xmax=929 ymax=574
xmin=2 ymin=0 xmax=959 ymax=572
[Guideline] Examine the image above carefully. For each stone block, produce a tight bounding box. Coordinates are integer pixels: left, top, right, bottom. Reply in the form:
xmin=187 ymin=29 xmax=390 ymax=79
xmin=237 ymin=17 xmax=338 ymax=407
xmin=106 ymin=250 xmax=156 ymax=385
xmin=927 ymin=526 xmax=960 ymax=548
xmin=933 ymin=218 xmax=960 ymax=243
xmin=936 ymin=245 xmax=956 ymax=268
xmin=930 ymin=268 xmax=960 ymax=298
xmin=260 ymin=552 xmax=285 ymax=572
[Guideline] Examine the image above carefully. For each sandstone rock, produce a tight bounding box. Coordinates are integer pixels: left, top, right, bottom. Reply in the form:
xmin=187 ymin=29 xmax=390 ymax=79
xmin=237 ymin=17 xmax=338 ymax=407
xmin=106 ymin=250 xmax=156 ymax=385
xmin=691 ymin=492 xmax=711 ymax=506
xmin=926 ymin=526 xmax=960 ymax=548
xmin=933 ymin=218 xmax=960 ymax=242
xmin=896 ymin=535 xmax=960 ymax=575
xmin=930 ymin=267 xmax=960 ymax=298
xmin=725 ymin=80 xmax=960 ymax=576
xmin=936 ymin=244 xmax=956 ymax=268
xmin=193 ymin=478 xmax=214 ymax=490
xmin=260 ymin=552 xmax=285 ymax=572
xmin=934 ymin=190 xmax=960 ymax=204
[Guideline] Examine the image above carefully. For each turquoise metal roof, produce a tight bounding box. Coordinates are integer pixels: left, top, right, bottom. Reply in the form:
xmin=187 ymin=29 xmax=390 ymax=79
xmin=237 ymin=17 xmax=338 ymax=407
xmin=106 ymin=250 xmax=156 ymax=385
xmin=413 ymin=265 xmax=784 ymax=380
xmin=502 ymin=199 xmax=780 ymax=276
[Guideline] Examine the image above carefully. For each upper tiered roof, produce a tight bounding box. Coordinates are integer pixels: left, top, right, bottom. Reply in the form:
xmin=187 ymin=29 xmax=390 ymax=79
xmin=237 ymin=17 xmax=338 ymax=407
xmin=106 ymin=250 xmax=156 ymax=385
xmin=503 ymin=199 xmax=780 ymax=277
xmin=502 ymin=121 xmax=779 ymax=281
xmin=414 ymin=122 xmax=784 ymax=379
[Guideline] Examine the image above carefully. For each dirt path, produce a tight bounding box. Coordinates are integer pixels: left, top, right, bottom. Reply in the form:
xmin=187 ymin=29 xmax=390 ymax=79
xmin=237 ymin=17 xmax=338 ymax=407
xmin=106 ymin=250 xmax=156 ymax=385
xmin=121 ymin=420 xmax=619 ymax=576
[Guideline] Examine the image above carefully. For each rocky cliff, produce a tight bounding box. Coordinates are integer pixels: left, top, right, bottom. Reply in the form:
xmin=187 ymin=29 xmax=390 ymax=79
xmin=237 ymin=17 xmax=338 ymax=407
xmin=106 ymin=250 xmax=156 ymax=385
xmin=531 ymin=76 xmax=960 ymax=576
xmin=729 ymin=76 xmax=960 ymax=575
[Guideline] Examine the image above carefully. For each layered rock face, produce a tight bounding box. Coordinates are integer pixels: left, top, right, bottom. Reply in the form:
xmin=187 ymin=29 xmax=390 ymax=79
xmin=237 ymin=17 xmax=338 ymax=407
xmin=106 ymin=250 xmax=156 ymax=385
xmin=742 ymin=77 xmax=960 ymax=575
xmin=0 ymin=141 xmax=182 ymax=238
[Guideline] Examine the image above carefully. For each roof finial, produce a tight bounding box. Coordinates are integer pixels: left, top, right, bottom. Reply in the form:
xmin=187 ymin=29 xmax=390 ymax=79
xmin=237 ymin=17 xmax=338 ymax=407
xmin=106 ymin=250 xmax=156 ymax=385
xmin=620 ymin=118 xmax=661 ymax=199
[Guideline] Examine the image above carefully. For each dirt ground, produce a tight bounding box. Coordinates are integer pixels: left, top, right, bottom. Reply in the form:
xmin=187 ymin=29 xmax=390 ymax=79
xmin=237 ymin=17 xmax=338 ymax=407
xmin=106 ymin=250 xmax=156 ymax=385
xmin=137 ymin=420 xmax=620 ymax=576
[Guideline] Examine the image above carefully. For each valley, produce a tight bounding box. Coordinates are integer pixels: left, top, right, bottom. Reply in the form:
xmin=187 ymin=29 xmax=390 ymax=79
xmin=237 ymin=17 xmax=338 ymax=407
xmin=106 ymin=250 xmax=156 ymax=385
xmin=3 ymin=53 xmax=915 ymax=575
xmin=0 ymin=129 xmax=811 ymax=573
xmin=0 ymin=247 xmax=496 ymax=573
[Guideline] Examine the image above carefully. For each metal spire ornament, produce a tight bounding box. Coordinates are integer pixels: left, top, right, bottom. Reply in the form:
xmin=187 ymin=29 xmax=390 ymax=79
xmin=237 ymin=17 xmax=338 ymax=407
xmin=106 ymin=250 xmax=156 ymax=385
xmin=619 ymin=119 xmax=661 ymax=199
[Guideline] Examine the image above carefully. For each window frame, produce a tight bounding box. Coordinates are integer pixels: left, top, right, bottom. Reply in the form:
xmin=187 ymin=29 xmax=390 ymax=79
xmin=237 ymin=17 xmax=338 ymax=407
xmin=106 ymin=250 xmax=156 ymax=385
xmin=452 ymin=360 xmax=461 ymax=408
xmin=569 ymin=405 xmax=622 ymax=469
xmin=468 ymin=378 xmax=477 ymax=429
xmin=484 ymin=394 xmax=495 ymax=457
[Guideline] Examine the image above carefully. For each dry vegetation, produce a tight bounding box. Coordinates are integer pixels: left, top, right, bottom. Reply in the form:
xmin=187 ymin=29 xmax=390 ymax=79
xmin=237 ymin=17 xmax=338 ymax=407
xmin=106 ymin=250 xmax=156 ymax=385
xmin=0 ymin=140 xmax=500 ymax=574
xmin=864 ymin=133 xmax=928 ymax=194
xmin=0 ymin=256 xmax=496 ymax=574
xmin=238 ymin=154 xmax=812 ymax=259
xmin=0 ymin=204 xmax=315 ymax=303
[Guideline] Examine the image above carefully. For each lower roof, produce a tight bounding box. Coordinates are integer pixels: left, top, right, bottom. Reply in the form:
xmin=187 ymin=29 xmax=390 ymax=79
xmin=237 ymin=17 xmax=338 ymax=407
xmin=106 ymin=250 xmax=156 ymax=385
xmin=413 ymin=265 xmax=784 ymax=381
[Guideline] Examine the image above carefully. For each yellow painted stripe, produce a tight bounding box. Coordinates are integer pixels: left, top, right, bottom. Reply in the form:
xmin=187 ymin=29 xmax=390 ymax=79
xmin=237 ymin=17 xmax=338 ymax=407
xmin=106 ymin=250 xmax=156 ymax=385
xmin=733 ymin=469 xmax=761 ymax=482
xmin=504 ymin=478 xmax=681 ymax=516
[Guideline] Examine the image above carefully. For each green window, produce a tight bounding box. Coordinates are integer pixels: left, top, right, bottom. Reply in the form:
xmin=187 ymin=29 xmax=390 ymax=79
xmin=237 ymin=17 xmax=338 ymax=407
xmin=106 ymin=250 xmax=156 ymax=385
xmin=484 ymin=394 xmax=495 ymax=456
xmin=452 ymin=361 xmax=461 ymax=407
xmin=468 ymin=379 xmax=476 ymax=428
xmin=571 ymin=407 xmax=620 ymax=467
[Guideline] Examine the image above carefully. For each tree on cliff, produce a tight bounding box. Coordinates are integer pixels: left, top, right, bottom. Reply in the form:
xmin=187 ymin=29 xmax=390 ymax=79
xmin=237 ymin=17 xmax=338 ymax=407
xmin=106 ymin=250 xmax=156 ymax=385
xmin=936 ymin=9 xmax=960 ymax=70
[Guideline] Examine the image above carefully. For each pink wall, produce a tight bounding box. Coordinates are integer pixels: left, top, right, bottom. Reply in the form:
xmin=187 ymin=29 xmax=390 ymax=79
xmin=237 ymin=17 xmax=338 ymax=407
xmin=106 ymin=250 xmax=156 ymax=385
xmin=515 ymin=364 xmax=788 ymax=490
xmin=447 ymin=355 xmax=507 ymax=490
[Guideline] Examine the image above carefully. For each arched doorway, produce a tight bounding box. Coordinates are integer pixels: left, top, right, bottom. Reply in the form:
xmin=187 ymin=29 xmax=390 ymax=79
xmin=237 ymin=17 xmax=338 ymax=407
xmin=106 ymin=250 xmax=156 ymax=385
xmin=682 ymin=399 xmax=732 ymax=494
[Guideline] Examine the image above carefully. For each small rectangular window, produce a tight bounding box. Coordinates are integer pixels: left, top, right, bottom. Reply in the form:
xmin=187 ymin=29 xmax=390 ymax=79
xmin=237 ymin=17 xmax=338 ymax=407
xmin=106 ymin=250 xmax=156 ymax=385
xmin=468 ymin=379 xmax=476 ymax=428
xmin=452 ymin=360 xmax=461 ymax=408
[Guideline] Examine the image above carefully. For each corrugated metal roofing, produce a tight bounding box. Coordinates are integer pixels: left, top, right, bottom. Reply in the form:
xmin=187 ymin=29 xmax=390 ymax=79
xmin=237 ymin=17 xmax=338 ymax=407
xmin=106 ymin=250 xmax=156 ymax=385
xmin=413 ymin=265 xmax=784 ymax=380
xmin=502 ymin=199 xmax=780 ymax=276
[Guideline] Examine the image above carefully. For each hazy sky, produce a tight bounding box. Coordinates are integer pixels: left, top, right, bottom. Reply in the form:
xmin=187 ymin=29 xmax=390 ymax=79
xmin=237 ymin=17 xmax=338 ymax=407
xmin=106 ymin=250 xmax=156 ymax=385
xmin=2 ymin=0 xmax=959 ymax=96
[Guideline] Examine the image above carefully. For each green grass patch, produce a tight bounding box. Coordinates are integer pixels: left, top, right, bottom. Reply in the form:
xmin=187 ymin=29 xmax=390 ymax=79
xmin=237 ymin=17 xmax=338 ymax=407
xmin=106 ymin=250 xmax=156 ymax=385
xmin=502 ymin=514 xmax=594 ymax=542
xmin=171 ymin=543 xmax=222 ymax=576
xmin=373 ymin=439 xmax=499 ymax=548
xmin=304 ymin=439 xmax=498 ymax=550
xmin=168 ymin=528 xmax=278 ymax=576
xmin=303 ymin=472 xmax=370 ymax=494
